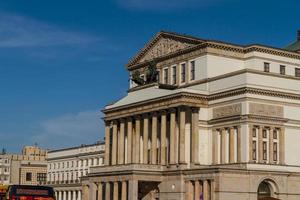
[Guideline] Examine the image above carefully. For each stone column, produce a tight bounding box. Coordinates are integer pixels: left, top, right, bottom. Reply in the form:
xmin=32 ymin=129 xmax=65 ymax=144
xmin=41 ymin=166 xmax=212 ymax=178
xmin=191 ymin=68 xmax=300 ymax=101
xmin=210 ymin=180 xmax=215 ymax=200
xmin=179 ymin=106 xmax=186 ymax=164
xmin=134 ymin=115 xmax=141 ymax=163
xmin=73 ymin=191 xmax=76 ymax=200
xmin=143 ymin=114 xmax=149 ymax=164
xmin=279 ymin=128 xmax=285 ymax=164
xmin=194 ymin=180 xmax=201 ymax=200
xmin=151 ymin=112 xmax=158 ymax=164
xmin=82 ymin=185 xmax=89 ymax=200
xmin=269 ymin=127 xmax=274 ymax=164
xmin=128 ymin=180 xmax=138 ymax=200
xmin=119 ymin=119 xmax=125 ymax=165
xmin=105 ymin=182 xmax=111 ymax=200
xmin=68 ymin=191 xmax=72 ymax=200
xmin=191 ymin=107 xmax=200 ymax=164
xmin=121 ymin=181 xmax=127 ymax=200
xmin=237 ymin=126 xmax=242 ymax=163
xmin=63 ymin=191 xmax=66 ymax=200
xmin=221 ymin=129 xmax=226 ymax=164
xmin=169 ymin=108 xmax=176 ymax=164
xmin=203 ymin=180 xmax=209 ymax=200
xmin=97 ymin=183 xmax=103 ymax=200
xmin=212 ymin=129 xmax=218 ymax=164
xmin=112 ymin=120 xmax=118 ymax=165
xmin=89 ymin=183 xmax=97 ymax=200
xmin=113 ymin=182 xmax=119 ymax=200
xmin=185 ymin=180 xmax=193 ymax=200
xmin=229 ymin=127 xmax=235 ymax=163
xmin=160 ymin=110 xmax=167 ymax=165
xmin=258 ymin=126 xmax=263 ymax=163
xmin=104 ymin=121 xmax=111 ymax=166
xmin=248 ymin=125 xmax=253 ymax=162
xmin=127 ymin=117 xmax=133 ymax=164
xmin=78 ymin=190 xmax=81 ymax=200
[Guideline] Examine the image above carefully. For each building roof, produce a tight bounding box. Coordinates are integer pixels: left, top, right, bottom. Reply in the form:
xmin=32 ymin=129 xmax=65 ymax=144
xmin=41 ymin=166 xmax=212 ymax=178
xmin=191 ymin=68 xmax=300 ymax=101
xmin=47 ymin=141 xmax=105 ymax=153
xmin=285 ymin=41 xmax=300 ymax=52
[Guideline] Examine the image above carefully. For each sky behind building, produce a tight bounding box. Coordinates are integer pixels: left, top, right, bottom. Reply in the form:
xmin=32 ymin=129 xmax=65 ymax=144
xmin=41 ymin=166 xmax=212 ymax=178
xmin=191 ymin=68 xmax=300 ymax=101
xmin=0 ymin=0 xmax=299 ymax=152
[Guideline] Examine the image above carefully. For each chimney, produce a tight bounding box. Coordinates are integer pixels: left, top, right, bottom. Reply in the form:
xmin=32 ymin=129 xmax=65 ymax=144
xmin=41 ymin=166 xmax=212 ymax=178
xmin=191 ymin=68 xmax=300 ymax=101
xmin=298 ymin=30 xmax=300 ymax=41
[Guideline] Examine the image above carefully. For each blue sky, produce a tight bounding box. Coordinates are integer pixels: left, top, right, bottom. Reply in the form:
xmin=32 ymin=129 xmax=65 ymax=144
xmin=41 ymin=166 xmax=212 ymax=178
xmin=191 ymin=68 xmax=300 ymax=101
xmin=0 ymin=0 xmax=299 ymax=152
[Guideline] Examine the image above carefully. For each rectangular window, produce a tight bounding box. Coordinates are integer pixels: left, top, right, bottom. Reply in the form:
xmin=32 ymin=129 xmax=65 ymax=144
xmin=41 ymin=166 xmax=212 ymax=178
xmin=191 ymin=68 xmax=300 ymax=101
xmin=190 ymin=61 xmax=195 ymax=81
xmin=273 ymin=143 xmax=278 ymax=161
xmin=273 ymin=130 xmax=278 ymax=139
xmin=263 ymin=129 xmax=267 ymax=138
xmin=172 ymin=66 xmax=177 ymax=85
xmin=37 ymin=173 xmax=47 ymax=183
xmin=252 ymin=141 xmax=257 ymax=160
xmin=295 ymin=68 xmax=300 ymax=77
xmin=163 ymin=68 xmax=168 ymax=84
xmin=263 ymin=142 xmax=267 ymax=160
xmin=252 ymin=128 xmax=257 ymax=137
xmin=26 ymin=172 xmax=32 ymax=181
xmin=181 ymin=63 xmax=186 ymax=83
xmin=264 ymin=62 xmax=270 ymax=72
xmin=280 ymin=65 xmax=286 ymax=75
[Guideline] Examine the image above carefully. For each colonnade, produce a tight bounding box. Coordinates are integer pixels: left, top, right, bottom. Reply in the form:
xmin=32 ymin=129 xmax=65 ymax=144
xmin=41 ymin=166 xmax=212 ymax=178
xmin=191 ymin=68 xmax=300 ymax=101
xmin=185 ymin=179 xmax=214 ymax=200
xmin=104 ymin=106 xmax=200 ymax=166
xmin=82 ymin=180 xmax=137 ymax=200
xmin=55 ymin=190 xmax=82 ymax=200
xmin=212 ymin=127 xmax=242 ymax=164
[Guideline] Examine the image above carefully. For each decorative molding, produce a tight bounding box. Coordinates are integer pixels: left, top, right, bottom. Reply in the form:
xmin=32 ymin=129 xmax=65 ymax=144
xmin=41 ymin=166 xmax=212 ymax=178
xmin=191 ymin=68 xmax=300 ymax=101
xmin=213 ymin=103 xmax=242 ymax=119
xmin=249 ymin=103 xmax=284 ymax=118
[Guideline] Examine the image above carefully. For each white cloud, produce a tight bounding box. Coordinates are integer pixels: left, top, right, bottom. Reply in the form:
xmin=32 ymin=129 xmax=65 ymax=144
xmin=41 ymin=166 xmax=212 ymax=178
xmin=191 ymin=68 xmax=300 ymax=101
xmin=116 ymin=0 xmax=231 ymax=10
xmin=0 ymin=12 xmax=101 ymax=48
xmin=32 ymin=110 xmax=104 ymax=150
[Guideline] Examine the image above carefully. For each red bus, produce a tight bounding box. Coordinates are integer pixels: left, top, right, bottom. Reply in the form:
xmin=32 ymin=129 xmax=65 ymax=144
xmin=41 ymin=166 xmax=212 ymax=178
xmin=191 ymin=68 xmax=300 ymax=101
xmin=6 ymin=185 xmax=55 ymax=200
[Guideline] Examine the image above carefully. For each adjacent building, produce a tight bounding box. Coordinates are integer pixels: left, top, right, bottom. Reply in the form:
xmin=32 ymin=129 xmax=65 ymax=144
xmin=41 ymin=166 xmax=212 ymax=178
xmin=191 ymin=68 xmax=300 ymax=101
xmin=0 ymin=146 xmax=47 ymax=185
xmin=83 ymin=31 xmax=300 ymax=200
xmin=47 ymin=142 xmax=105 ymax=200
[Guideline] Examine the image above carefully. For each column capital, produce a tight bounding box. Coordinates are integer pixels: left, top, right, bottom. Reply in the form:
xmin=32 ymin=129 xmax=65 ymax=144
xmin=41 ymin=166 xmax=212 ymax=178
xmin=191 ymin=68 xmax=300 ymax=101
xmin=151 ymin=111 xmax=158 ymax=117
xmin=119 ymin=118 xmax=126 ymax=123
xmin=134 ymin=115 xmax=142 ymax=120
xmin=160 ymin=110 xmax=167 ymax=115
xmin=142 ymin=113 xmax=149 ymax=118
xmin=126 ymin=116 xmax=133 ymax=122
xmin=104 ymin=120 xmax=111 ymax=126
xmin=191 ymin=107 xmax=200 ymax=113
xmin=169 ymin=107 xmax=176 ymax=113
xmin=179 ymin=105 xmax=188 ymax=111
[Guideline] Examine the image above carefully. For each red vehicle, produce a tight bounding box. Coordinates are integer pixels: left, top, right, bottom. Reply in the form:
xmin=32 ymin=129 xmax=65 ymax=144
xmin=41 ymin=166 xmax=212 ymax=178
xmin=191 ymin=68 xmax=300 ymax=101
xmin=6 ymin=185 xmax=55 ymax=200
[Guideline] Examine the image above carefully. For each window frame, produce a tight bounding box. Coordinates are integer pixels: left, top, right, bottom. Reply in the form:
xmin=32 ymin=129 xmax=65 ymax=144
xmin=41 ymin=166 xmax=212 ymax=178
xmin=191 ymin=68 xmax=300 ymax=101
xmin=264 ymin=62 xmax=270 ymax=72
xmin=180 ymin=63 xmax=186 ymax=83
xmin=190 ymin=60 xmax=195 ymax=81
xmin=295 ymin=68 xmax=300 ymax=77
xmin=163 ymin=67 xmax=169 ymax=84
xmin=171 ymin=65 xmax=177 ymax=85
xmin=280 ymin=65 xmax=286 ymax=75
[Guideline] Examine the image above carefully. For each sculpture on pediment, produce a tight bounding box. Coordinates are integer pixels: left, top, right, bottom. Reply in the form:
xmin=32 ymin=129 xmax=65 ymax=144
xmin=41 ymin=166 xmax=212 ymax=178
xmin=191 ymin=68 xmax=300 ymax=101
xmin=131 ymin=61 xmax=159 ymax=86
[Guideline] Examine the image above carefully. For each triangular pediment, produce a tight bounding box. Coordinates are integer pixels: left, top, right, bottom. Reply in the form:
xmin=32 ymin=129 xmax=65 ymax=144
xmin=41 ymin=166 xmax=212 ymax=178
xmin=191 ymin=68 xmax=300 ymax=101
xmin=127 ymin=31 xmax=204 ymax=67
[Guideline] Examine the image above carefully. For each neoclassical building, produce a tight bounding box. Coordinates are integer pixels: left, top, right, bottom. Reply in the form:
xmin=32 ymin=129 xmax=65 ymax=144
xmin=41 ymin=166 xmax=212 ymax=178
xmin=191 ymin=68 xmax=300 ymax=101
xmin=47 ymin=142 xmax=105 ymax=200
xmin=83 ymin=31 xmax=300 ymax=200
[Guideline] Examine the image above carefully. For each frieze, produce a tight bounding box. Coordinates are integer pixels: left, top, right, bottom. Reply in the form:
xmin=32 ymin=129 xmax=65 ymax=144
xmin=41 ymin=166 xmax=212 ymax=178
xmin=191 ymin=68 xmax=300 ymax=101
xmin=249 ymin=103 xmax=283 ymax=118
xmin=213 ymin=103 xmax=242 ymax=119
xmin=139 ymin=37 xmax=193 ymax=63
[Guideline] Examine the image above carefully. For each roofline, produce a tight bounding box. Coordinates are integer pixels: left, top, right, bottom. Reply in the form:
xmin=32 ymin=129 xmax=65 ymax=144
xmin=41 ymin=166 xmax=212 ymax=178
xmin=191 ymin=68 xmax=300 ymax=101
xmin=126 ymin=31 xmax=300 ymax=69
xmin=48 ymin=141 xmax=105 ymax=153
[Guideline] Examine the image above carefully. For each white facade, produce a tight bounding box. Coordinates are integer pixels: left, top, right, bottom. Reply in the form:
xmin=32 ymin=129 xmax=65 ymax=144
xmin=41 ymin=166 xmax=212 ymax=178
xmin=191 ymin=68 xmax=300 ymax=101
xmin=0 ymin=155 xmax=10 ymax=185
xmin=47 ymin=142 xmax=105 ymax=200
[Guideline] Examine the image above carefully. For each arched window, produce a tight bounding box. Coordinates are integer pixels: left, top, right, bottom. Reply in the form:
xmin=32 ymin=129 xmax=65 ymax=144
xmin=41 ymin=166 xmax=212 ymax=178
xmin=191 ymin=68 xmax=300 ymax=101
xmin=258 ymin=181 xmax=271 ymax=200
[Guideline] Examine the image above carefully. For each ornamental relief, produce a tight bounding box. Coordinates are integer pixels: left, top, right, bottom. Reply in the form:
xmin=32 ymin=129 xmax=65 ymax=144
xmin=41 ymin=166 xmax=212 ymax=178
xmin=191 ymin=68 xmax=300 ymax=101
xmin=213 ymin=103 xmax=242 ymax=119
xmin=249 ymin=103 xmax=283 ymax=118
xmin=139 ymin=37 xmax=193 ymax=63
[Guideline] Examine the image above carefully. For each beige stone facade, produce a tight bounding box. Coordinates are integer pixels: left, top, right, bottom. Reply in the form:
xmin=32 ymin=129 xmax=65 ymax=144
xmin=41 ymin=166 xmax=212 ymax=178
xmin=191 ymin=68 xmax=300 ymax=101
xmin=84 ymin=31 xmax=300 ymax=200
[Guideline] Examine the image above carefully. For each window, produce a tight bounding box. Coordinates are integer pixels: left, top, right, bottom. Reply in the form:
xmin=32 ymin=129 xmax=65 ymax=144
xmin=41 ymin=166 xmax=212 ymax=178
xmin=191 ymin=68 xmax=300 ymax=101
xmin=37 ymin=173 xmax=47 ymax=183
xmin=252 ymin=141 xmax=257 ymax=160
xmin=26 ymin=172 xmax=32 ymax=181
xmin=263 ymin=142 xmax=267 ymax=160
xmin=263 ymin=129 xmax=267 ymax=138
xmin=252 ymin=128 xmax=257 ymax=137
xmin=190 ymin=61 xmax=195 ymax=81
xmin=273 ymin=130 xmax=277 ymax=139
xmin=273 ymin=143 xmax=278 ymax=161
xmin=264 ymin=62 xmax=270 ymax=72
xmin=172 ymin=66 xmax=177 ymax=85
xmin=295 ymin=68 xmax=300 ymax=77
xmin=163 ymin=68 xmax=168 ymax=84
xmin=280 ymin=65 xmax=286 ymax=75
xmin=180 ymin=63 xmax=186 ymax=83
